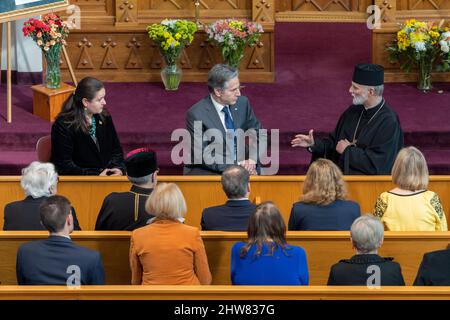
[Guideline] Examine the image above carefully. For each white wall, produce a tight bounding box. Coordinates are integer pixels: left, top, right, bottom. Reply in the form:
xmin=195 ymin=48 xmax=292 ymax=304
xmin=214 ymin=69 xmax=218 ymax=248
xmin=1 ymin=18 xmax=42 ymax=72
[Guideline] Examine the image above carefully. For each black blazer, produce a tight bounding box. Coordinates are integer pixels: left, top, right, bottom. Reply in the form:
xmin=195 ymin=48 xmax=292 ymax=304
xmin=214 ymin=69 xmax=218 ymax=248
xmin=327 ymin=254 xmax=405 ymax=286
xmin=414 ymin=249 xmax=450 ymax=286
xmin=4 ymin=196 xmax=81 ymax=230
xmin=51 ymin=113 xmax=125 ymax=175
xmin=288 ymin=200 xmax=360 ymax=231
xmin=16 ymin=235 xmax=105 ymax=285
xmin=201 ymin=199 xmax=256 ymax=231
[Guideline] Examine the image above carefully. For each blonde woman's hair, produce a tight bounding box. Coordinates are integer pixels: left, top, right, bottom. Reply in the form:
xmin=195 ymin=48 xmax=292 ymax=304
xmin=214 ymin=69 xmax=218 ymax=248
xmin=145 ymin=183 xmax=187 ymax=220
xmin=391 ymin=146 xmax=429 ymax=191
xmin=301 ymin=158 xmax=347 ymax=205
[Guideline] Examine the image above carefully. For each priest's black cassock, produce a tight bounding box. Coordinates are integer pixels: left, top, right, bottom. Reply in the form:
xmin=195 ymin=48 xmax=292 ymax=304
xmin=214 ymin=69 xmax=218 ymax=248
xmin=309 ymin=100 xmax=403 ymax=175
xmin=95 ymin=147 xmax=157 ymax=230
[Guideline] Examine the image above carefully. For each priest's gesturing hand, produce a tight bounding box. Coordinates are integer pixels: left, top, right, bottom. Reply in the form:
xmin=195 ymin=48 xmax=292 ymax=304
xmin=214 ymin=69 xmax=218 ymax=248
xmin=336 ymin=139 xmax=352 ymax=154
xmin=291 ymin=129 xmax=315 ymax=148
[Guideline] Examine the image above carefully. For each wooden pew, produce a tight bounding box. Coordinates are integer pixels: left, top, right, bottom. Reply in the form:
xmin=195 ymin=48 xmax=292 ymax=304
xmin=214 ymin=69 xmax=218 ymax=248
xmin=0 ymin=176 xmax=450 ymax=230
xmin=1 ymin=285 xmax=450 ymax=300
xmin=0 ymin=231 xmax=448 ymax=286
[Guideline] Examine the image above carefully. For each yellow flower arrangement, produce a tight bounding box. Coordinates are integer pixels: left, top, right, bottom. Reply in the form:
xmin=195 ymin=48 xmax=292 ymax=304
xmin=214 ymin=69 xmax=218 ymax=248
xmin=387 ymin=19 xmax=450 ymax=90
xmin=147 ymin=19 xmax=197 ymax=66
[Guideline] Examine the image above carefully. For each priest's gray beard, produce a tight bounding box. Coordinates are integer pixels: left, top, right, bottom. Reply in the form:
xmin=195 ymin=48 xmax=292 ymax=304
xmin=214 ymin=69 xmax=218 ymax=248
xmin=352 ymin=91 xmax=369 ymax=105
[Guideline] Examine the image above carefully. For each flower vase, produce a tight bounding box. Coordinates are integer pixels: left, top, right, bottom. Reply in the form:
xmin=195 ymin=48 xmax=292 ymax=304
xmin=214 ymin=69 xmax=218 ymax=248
xmin=161 ymin=64 xmax=182 ymax=90
xmin=417 ymin=58 xmax=433 ymax=91
xmin=222 ymin=45 xmax=245 ymax=69
xmin=43 ymin=44 xmax=62 ymax=89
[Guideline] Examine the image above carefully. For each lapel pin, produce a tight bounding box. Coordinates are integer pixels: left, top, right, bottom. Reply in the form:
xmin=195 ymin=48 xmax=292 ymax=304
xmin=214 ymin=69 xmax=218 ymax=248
xmin=99 ymin=121 xmax=103 ymax=125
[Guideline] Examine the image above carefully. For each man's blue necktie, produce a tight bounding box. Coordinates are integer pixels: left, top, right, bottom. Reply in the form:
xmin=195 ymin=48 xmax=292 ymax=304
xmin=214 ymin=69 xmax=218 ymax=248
xmin=222 ymin=106 xmax=237 ymax=162
xmin=222 ymin=106 xmax=235 ymax=131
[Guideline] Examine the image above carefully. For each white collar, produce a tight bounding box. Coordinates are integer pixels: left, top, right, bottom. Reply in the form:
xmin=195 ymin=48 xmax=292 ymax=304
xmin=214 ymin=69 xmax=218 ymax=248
xmin=210 ymin=94 xmax=227 ymax=113
xmin=50 ymin=234 xmax=71 ymax=240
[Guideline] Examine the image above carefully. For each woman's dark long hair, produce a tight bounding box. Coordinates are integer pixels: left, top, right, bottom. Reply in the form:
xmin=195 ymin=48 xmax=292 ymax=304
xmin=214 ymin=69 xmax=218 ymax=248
xmin=240 ymin=201 xmax=289 ymax=259
xmin=57 ymin=77 xmax=108 ymax=134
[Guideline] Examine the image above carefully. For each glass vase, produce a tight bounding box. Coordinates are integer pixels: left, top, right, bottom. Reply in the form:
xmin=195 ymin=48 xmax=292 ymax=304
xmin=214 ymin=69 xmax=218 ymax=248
xmin=417 ymin=58 xmax=433 ymax=91
xmin=43 ymin=44 xmax=62 ymax=89
xmin=161 ymin=64 xmax=182 ymax=91
xmin=222 ymin=45 xmax=245 ymax=69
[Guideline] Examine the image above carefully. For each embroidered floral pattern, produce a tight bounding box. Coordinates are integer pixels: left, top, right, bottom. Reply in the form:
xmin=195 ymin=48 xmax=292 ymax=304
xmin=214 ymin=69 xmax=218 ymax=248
xmin=430 ymin=193 xmax=445 ymax=220
xmin=374 ymin=196 xmax=388 ymax=218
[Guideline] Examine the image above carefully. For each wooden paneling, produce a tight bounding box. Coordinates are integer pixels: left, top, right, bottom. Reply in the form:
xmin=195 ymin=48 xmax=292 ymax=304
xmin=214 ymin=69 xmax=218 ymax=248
xmin=275 ymin=0 xmax=371 ymax=11
xmin=1 ymin=285 xmax=450 ymax=299
xmin=274 ymin=0 xmax=370 ymax=22
xmin=59 ymin=0 xmax=275 ymax=82
xmin=1 ymin=176 xmax=450 ymax=230
xmin=397 ymin=0 xmax=450 ymax=11
xmin=61 ymin=31 xmax=274 ymax=83
xmin=0 ymin=231 xmax=449 ymax=286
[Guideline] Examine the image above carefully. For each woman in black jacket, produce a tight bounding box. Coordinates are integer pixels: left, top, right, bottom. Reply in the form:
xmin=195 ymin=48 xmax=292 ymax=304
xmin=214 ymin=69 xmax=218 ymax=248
xmin=51 ymin=77 xmax=125 ymax=176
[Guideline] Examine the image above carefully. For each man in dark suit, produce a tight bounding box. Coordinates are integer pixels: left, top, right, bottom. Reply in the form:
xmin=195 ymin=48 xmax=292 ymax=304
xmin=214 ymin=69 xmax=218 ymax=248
xmin=184 ymin=64 xmax=265 ymax=175
xmin=201 ymin=165 xmax=255 ymax=231
xmin=95 ymin=148 xmax=157 ymax=231
xmin=327 ymin=215 xmax=405 ymax=286
xmin=16 ymin=195 xmax=105 ymax=285
xmin=414 ymin=248 xmax=450 ymax=286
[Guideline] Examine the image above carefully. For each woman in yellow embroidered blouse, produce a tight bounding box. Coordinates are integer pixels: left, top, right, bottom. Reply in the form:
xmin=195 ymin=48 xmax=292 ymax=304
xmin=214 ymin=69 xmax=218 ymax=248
xmin=373 ymin=147 xmax=447 ymax=231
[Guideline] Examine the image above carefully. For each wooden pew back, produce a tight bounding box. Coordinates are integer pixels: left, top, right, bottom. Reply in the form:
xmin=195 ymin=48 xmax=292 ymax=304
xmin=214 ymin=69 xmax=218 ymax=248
xmin=1 ymin=285 xmax=450 ymax=300
xmin=0 ymin=176 xmax=449 ymax=230
xmin=0 ymin=231 xmax=448 ymax=286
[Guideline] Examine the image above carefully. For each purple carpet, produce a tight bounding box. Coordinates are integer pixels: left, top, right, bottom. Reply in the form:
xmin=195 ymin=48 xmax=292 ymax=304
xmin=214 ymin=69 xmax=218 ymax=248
xmin=1 ymin=22 xmax=450 ymax=175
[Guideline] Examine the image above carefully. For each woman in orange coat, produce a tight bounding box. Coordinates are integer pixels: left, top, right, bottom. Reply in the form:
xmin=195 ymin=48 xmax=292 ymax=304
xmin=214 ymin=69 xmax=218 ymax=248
xmin=129 ymin=183 xmax=212 ymax=285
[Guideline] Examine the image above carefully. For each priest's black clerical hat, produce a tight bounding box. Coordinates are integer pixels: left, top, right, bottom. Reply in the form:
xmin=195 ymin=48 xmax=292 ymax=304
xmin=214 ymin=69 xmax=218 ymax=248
xmin=125 ymin=148 xmax=157 ymax=177
xmin=352 ymin=64 xmax=384 ymax=86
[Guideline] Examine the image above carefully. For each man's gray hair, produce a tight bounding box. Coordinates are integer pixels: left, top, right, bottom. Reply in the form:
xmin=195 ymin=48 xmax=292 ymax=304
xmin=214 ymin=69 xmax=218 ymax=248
xmin=363 ymin=84 xmax=384 ymax=96
xmin=207 ymin=64 xmax=239 ymax=93
xmin=128 ymin=173 xmax=153 ymax=186
xmin=221 ymin=165 xmax=249 ymax=199
xmin=351 ymin=215 xmax=384 ymax=254
xmin=20 ymin=161 xmax=58 ymax=198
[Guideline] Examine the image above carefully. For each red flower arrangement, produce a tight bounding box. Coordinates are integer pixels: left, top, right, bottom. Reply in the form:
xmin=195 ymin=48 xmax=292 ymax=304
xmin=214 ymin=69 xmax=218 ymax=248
xmin=204 ymin=19 xmax=263 ymax=68
xmin=23 ymin=13 xmax=70 ymax=88
xmin=23 ymin=13 xmax=69 ymax=51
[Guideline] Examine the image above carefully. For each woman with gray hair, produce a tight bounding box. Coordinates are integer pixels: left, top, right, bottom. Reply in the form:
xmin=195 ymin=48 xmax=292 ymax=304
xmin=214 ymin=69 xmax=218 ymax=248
xmin=327 ymin=215 xmax=404 ymax=286
xmin=3 ymin=161 xmax=81 ymax=230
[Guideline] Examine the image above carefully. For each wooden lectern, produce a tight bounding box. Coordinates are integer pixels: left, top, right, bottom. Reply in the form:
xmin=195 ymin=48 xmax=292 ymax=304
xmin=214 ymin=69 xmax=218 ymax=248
xmin=31 ymin=82 xmax=75 ymax=122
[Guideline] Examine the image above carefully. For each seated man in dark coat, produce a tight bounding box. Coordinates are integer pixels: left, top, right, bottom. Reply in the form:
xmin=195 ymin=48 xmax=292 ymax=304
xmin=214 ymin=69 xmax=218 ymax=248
xmin=327 ymin=215 xmax=405 ymax=286
xmin=4 ymin=161 xmax=81 ymax=230
xmin=95 ymin=148 xmax=157 ymax=231
xmin=292 ymin=64 xmax=403 ymax=175
xmin=184 ymin=64 xmax=265 ymax=176
xmin=414 ymin=248 xmax=450 ymax=286
xmin=201 ymin=165 xmax=255 ymax=231
xmin=16 ymin=195 xmax=104 ymax=285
